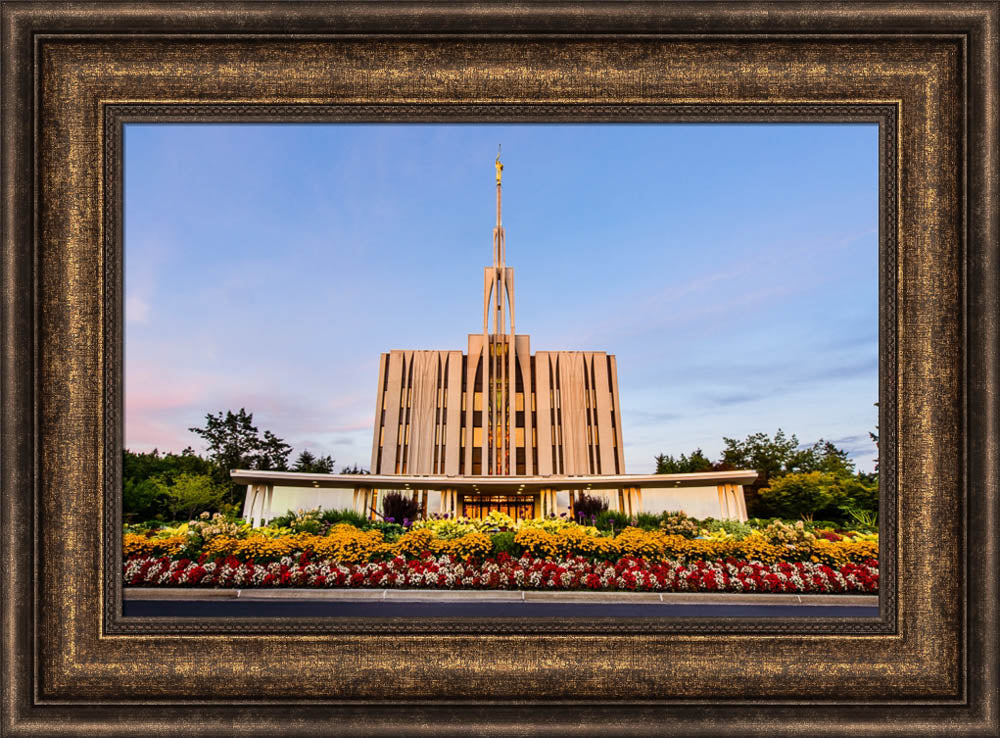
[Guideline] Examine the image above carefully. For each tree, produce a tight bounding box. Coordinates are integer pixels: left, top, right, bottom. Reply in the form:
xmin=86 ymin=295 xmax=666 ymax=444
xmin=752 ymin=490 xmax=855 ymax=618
xmin=254 ymin=430 xmax=292 ymax=471
xmin=721 ymin=429 xmax=800 ymax=483
xmin=188 ymin=408 xmax=293 ymax=507
xmin=157 ymin=473 xmax=227 ymax=521
xmin=757 ymin=470 xmax=878 ymax=523
xmin=756 ymin=471 xmax=836 ymax=521
xmin=341 ymin=464 xmax=370 ymax=475
xmin=123 ymin=448 xmax=215 ymax=521
xmin=654 ymin=448 xmax=715 ymax=474
xmin=786 ymin=439 xmax=856 ymax=477
xmin=293 ymin=450 xmax=336 ymax=474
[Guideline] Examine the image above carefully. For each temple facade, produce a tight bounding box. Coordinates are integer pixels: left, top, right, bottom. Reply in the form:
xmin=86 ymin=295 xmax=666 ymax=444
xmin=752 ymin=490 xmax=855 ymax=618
xmin=237 ymin=155 xmax=752 ymax=525
xmin=369 ymin=154 xmax=626 ymax=520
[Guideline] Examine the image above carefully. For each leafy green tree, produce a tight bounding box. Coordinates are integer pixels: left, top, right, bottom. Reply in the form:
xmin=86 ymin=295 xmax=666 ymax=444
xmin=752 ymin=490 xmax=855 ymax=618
xmin=786 ymin=439 xmax=856 ymax=477
xmin=293 ymin=450 xmax=336 ymax=474
xmin=157 ymin=473 xmax=227 ymax=522
xmin=654 ymin=448 xmax=715 ymax=474
xmin=254 ymin=430 xmax=293 ymax=471
xmin=123 ymin=447 xmax=215 ymax=521
xmin=758 ymin=470 xmax=878 ymax=523
xmin=188 ymin=408 xmax=293 ymax=507
xmin=122 ymin=477 xmax=164 ymax=523
xmin=721 ymin=429 xmax=799 ymax=483
xmin=341 ymin=464 xmax=370 ymax=475
xmin=756 ymin=471 xmax=837 ymax=520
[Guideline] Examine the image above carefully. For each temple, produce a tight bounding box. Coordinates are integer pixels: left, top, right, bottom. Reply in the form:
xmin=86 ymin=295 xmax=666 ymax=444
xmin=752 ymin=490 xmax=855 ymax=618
xmin=235 ymin=154 xmax=753 ymax=526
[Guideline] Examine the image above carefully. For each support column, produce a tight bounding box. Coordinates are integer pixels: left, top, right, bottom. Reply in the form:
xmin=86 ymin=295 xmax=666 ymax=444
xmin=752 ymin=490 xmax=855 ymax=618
xmin=717 ymin=484 xmax=730 ymax=519
xmin=262 ymin=485 xmax=274 ymax=526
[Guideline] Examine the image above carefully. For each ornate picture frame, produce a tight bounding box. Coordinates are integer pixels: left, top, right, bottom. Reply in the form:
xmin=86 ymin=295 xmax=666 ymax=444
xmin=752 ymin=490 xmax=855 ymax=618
xmin=2 ymin=3 xmax=996 ymax=734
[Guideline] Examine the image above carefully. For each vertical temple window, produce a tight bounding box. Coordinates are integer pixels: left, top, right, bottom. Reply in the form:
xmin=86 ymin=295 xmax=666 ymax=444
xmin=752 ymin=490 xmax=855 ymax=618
xmin=405 ymin=425 xmax=411 ymax=444
xmin=379 ymin=426 xmax=384 ymax=446
xmin=473 ymin=427 xmax=483 ymax=447
xmin=474 ymin=393 xmax=483 ymax=411
xmin=515 ymin=427 xmax=525 ymax=447
xmin=462 ymin=393 xmax=467 ymax=411
xmin=515 ymin=392 xmax=524 ymax=412
xmin=531 ymin=393 xmax=536 ymax=412
xmin=532 ymin=427 xmax=537 ymax=446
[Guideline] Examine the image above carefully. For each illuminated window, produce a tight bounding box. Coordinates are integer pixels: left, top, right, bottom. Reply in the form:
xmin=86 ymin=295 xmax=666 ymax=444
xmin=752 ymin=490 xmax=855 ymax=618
xmin=474 ymin=392 xmax=483 ymax=411
xmin=515 ymin=393 xmax=524 ymax=411
xmin=515 ymin=427 xmax=525 ymax=447
xmin=462 ymin=393 xmax=467 ymax=411
xmin=379 ymin=427 xmax=384 ymax=446
xmin=473 ymin=427 xmax=483 ymax=446
xmin=532 ymin=427 xmax=537 ymax=446
xmin=405 ymin=425 xmax=410 ymax=443
xmin=531 ymin=393 xmax=536 ymax=412
xmin=461 ymin=431 xmax=466 ymax=447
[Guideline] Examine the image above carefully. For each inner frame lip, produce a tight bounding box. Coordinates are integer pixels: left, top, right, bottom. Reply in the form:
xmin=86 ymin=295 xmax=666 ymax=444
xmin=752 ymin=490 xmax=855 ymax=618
xmin=104 ymin=103 xmax=896 ymax=637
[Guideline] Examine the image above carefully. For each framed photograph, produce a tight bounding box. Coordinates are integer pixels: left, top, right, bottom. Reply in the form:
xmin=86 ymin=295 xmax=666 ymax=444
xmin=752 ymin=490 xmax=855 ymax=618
xmin=2 ymin=3 xmax=996 ymax=735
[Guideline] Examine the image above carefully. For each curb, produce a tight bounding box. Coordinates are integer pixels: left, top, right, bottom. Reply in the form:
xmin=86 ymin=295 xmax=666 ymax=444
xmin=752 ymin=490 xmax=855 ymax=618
xmin=123 ymin=587 xmax=878 ymax=607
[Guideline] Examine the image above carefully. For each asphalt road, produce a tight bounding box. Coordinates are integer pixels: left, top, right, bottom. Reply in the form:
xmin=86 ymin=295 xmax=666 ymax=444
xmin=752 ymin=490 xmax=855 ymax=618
xmin=124 ymin=599 xmax=879 ymax=618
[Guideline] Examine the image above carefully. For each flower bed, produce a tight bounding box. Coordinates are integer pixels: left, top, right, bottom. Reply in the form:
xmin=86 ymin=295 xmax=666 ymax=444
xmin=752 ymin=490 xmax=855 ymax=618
xmin=124 ymin=552 xmax=878 ymax=593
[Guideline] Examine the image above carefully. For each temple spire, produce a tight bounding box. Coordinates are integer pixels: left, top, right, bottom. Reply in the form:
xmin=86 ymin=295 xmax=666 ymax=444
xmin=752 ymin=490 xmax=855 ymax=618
xmin=494 ymin=146 xmax=504 ymax=266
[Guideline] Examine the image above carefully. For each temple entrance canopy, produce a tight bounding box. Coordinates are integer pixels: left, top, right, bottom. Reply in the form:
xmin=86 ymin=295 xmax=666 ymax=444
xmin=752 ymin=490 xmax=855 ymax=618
xmin=233 ymin=469 xmax=758 ymax=528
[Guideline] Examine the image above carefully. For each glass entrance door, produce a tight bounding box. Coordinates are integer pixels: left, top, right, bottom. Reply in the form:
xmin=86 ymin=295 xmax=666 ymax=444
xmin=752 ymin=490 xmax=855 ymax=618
xmin=462 ymin=495 xmax=535 ymax=522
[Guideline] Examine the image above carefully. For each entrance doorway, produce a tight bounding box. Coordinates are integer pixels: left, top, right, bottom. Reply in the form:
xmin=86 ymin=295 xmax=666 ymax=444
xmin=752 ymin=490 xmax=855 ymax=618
xmin=461 ymin=495 xmax=535 ymax=522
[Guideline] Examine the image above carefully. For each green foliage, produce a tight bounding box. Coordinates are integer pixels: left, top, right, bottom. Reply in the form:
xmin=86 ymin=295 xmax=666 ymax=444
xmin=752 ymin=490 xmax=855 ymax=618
xmin=490 ymin=531 xmax=522 ymax=557
xmin=187 ymin=408 xmax=293 ymax=508
xmin=123 ymin=448 xmax=214 ymax=521
xmin=844 ymin=507 xmax=878 ymax=531
xmin=157 ymin=473 xmax=227 ymax=521
xmin=340 ymin=464 xmax=370 ymax=475
xmin=699 ymin=517 xmax=753 ymax=539
xmin=786 ymin=439 xmax=856 ymax=477
xmin=722 ymin=429 xmax=799 ymax=482
xmin=364 ymin=520 xmax=405 ymax=542
xmin=595 ymin=510 xmax=631 ymax=533
xmin=654 ymin=448 xmax=716 ymax=474
xmin=122 ymin=478 xmax=163 ymax=523
xmin=319 ymin=508 xmax=367 ymax=528
xmin=634 ymin=513 xmax=661 ymax=530
xmin=292 ymin=450 xmax=336 ymax=474
xmin=757 ymin=471 xmax=878 ymax=524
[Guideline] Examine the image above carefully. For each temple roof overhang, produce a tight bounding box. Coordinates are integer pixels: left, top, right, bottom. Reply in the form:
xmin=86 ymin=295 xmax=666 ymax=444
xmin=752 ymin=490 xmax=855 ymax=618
xmin=230 ymin=469 xmax=758 ymax=493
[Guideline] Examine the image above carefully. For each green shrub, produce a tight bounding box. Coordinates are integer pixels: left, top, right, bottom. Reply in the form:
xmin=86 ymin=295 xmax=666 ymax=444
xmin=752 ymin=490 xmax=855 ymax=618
xmin=319 ymin=508 xmax=367 ymax=528
xmin=490 ymin=531 xmax=522 ymax=557
xmin=635 ymin=513 xmax=661 ymax=530
xmin=157 ymin=473 xmax=227 ymax=521
xmin=364 ymin=520 xmax=405 ymax=542
xmin=595 ymin=510 xmax=630 ymax=533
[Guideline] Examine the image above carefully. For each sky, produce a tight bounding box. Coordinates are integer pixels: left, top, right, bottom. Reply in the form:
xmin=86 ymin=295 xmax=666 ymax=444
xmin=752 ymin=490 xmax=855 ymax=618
xmin=124 ymin=123 xmax=879 ymax=473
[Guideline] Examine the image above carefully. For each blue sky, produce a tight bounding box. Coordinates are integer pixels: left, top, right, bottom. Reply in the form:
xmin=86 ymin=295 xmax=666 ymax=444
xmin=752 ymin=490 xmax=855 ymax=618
xmin=125 ymin=123 xmax=878 ymax=473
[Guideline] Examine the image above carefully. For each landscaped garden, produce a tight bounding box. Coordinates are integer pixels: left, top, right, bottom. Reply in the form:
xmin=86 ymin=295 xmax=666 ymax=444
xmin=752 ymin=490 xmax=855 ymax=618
xmin=123 ymin=507 xmax=878 ymax=594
